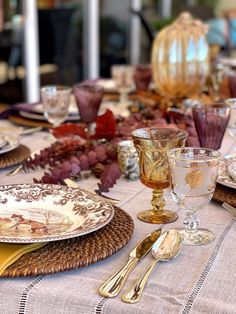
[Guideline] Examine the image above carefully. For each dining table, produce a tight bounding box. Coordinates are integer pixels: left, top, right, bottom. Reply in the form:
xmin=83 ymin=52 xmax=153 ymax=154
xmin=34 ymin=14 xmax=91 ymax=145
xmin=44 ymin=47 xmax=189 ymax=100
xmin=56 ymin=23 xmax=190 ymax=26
xmin=0 ymin=118 xmax=235 ymax=314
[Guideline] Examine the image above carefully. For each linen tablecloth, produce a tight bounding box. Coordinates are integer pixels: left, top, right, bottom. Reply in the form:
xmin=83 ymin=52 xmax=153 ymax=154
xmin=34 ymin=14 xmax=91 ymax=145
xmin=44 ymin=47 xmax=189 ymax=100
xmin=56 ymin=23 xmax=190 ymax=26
xmin=0 ymin=129 xmax=235 ymax=314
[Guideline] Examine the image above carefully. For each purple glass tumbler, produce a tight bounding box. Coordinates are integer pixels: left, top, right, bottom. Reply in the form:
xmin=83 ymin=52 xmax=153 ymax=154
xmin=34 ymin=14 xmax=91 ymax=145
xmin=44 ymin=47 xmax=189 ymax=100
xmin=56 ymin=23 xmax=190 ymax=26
xmin=74 ymin=84 xmax=104 ymax=123
xmin=228 ymin=75 xmax=236 ymax=98
xmin=133 ymin=64 xmax=152 ymax=91
xmin=193 ymin=104 xmax=230 ymax=149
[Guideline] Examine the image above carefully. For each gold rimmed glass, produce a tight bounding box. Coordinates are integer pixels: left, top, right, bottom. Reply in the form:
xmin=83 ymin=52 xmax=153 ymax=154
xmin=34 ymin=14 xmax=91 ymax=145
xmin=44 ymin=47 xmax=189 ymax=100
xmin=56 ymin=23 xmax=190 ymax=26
xmin=168 ymin=147 xmax=221 ymax=245
xmin=132 ymin=127 xmax=188 ymax=224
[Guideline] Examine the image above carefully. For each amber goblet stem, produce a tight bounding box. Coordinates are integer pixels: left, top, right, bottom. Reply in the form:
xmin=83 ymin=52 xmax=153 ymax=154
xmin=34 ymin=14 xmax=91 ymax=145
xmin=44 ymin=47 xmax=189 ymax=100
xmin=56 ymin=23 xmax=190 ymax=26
xmin=138 ymin=189 xmax=177 ymax=224
xmin=151 ymin=190 xmax=165 ymax=212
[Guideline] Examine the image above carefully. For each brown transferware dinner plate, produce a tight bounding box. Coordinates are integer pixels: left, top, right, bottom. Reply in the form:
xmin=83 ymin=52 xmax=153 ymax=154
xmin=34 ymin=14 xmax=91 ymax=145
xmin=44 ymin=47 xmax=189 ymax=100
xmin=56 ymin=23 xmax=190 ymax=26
xmin=0 ymin=184 xmax=114 ymax=243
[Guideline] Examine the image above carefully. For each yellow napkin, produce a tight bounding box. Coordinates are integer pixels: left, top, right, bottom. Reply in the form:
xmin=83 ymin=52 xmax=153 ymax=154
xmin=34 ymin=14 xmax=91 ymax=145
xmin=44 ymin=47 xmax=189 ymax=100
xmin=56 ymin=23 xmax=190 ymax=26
xmin=0 ymin=242 xmax=46 ymax=275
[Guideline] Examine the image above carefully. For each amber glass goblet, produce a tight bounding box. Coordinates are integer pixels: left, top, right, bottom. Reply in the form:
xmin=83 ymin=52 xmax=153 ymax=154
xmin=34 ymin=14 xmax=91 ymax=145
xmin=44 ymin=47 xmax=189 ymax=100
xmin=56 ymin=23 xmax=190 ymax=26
xmin=132 ymin=127 xmax=188 ymax=224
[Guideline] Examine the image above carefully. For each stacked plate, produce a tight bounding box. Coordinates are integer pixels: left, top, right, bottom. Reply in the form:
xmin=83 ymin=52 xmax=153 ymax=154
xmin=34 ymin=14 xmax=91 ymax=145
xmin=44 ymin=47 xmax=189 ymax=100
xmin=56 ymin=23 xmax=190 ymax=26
xmin=96 ymin=79 xmax=117 ymax=93
xmin=0 ymin=134 xmax=20 ymax=155
xmin=18 ymin=97 xmax=80 ymax=122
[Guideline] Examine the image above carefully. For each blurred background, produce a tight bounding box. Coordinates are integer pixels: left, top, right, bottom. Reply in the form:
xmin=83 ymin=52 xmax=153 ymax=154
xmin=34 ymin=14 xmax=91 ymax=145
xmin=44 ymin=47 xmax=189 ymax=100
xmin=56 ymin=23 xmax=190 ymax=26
xmin=0 ymin=0 xmax=236 ymax=104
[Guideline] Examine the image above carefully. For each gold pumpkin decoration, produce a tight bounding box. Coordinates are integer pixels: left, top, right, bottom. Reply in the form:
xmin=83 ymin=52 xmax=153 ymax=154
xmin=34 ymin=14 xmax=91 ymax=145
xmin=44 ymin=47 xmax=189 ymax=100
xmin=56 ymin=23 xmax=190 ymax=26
xmin=151 ymin=12 xmax=210 ymax=99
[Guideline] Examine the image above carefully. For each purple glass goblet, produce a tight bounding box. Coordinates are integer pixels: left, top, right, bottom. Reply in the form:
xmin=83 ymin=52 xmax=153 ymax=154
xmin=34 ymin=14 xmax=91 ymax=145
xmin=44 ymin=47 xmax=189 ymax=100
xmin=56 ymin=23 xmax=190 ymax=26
xmin=192 ymin=103 xmax=230 ymax=149
xmin=74 ymin=83 xmax=104 ymax=135
xmin=133 ymin=64 xmax=152 ymax=91
xmin=74 ymin=84 xmax=104 ymax=124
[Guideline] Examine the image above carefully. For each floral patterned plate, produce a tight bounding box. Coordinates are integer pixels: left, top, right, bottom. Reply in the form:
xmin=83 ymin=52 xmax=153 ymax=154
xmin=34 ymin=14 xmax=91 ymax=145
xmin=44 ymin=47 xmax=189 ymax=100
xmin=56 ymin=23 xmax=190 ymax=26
xmin=217 ymin=154 xmax=236 ymax=189
xmin=0 ymin=184 xmax=114 ymax=243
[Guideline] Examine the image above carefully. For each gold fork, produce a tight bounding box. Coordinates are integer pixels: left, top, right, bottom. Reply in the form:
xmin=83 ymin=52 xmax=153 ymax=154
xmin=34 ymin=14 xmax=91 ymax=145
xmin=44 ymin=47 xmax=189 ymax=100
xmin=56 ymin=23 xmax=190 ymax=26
xmin=7 ymin=164 xmax=24 ymax=176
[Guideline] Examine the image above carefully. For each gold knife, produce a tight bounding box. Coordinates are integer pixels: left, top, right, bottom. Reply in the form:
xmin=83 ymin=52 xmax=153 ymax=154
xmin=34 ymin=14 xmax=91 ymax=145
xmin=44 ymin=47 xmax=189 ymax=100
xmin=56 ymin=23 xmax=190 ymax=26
xmin=98 ymin=228 xmax=164 ymax=298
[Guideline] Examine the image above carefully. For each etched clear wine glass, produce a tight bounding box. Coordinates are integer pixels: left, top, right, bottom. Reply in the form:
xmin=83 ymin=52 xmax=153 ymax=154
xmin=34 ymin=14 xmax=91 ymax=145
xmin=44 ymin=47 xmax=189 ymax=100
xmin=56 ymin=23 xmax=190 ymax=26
xmin=111 ymin=65 xmax=135 ymax=104
xmin=41 ymin=85 xmax=71 ymax=127
xmin=168 ymin=147 xmax=221 ymax=245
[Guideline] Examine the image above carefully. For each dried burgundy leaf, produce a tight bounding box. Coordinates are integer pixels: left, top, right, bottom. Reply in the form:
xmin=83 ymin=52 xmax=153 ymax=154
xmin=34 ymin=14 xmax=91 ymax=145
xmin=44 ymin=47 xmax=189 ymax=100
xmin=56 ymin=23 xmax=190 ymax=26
xmin=51 ymin=123 xmax=87 ymax=139
xmin=97 ymin=162 xmax=121 ymax=192
xmin=91 ymin=109 xmax=117 ymax=139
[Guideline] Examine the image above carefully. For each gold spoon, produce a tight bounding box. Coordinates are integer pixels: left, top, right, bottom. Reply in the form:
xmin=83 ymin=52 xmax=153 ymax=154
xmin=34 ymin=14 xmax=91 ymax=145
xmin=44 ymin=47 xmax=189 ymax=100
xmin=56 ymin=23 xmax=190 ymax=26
xmin=122 ymin=229 xmax=181 ymax=304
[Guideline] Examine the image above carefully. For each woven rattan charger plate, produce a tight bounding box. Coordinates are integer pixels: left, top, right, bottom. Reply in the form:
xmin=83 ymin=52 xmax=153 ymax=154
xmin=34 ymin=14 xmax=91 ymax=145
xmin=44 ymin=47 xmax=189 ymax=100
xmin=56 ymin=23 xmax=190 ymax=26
xmin=213 ymin=183 xmax=236 ymax=207
xmin=2 ymin=206 xmax=134 ymax=277
xmin=0 ymin=144 xmax=30 ymax=169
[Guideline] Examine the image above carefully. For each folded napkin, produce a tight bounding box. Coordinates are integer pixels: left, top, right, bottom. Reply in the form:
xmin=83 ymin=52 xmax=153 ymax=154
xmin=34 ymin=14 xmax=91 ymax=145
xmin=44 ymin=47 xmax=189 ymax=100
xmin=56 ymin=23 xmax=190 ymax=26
xmin=0 ymin=242 xmax=46 ymax=275
xmin=0 ymin=102 xmax=40 ymax=119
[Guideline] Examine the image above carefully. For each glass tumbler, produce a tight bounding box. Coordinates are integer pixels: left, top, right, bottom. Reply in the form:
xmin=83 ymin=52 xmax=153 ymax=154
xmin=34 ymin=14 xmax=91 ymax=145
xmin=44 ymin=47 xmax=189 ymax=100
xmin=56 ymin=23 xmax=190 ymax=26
xmin=192 ymin=103 xmax=230 ymax=149
xmin=133 ymin=64 xmax=152 ymax=91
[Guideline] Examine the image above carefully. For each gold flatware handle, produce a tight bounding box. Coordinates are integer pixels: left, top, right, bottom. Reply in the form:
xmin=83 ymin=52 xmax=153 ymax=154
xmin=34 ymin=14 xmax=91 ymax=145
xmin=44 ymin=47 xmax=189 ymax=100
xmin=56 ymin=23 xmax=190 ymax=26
xmin=122 ymin=259 xmax=158 ymax=304
xmin=7 ymin=164 xmax=23 ymax=176
xmin=98 ymin=257 xmax=139 ymax=298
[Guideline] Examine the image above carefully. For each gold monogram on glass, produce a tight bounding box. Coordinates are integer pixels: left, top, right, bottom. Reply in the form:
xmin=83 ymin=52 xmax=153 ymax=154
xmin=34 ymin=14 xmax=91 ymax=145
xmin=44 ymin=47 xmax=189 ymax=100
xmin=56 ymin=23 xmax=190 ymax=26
xmin=168 ymin=148 xmax=221 ymax=245
xmin=132 ymin=128 xmax=188 ymax=224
